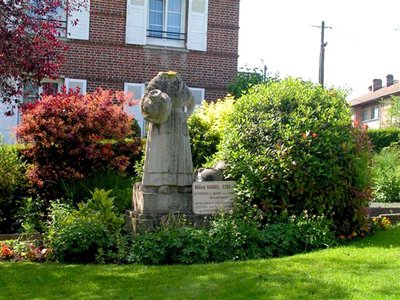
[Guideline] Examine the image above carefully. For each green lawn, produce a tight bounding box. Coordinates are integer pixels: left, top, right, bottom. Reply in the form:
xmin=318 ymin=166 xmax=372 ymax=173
xmin=1 ymin=226 xmax=400 ymax=300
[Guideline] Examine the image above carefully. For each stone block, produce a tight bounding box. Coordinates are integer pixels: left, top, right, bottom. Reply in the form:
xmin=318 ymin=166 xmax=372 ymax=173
xmin=125 ymin=210 xmax=212 ymax=234
xmin=133 ymin=183 xmax=193 ymax=214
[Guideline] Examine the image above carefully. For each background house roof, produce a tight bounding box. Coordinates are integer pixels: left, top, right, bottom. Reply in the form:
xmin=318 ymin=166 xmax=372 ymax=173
xmin=351 ymin=81 xmax=400 ymax=107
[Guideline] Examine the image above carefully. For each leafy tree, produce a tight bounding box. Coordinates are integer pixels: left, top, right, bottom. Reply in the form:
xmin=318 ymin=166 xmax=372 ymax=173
xmin=0 ymin=0 xmax=86 ymax=114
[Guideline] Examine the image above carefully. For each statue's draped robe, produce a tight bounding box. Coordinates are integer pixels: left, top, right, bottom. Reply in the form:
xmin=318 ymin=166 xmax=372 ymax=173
xmin=142 ymin=72 xmax=195 ymax=187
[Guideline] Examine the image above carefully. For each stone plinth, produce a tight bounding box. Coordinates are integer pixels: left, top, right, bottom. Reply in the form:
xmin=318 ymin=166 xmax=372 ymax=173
xmin=125 ymin=210 xmax=211 ymax=234
xmin=127 ymin=182 xmax=195 ymax=233
xmin=132 ymin=183 xmax=192 ymax=214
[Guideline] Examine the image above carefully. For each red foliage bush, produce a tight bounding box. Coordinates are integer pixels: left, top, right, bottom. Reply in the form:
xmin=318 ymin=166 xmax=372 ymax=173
xmin=17 ymin=88 xmax=141 ymax=195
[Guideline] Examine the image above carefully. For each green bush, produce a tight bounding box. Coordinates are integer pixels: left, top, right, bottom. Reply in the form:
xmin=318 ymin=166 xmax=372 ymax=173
xmin=262 ymin=212 xmax=336 ymax=256
xmin=0 ymin=138 xmax=28 ymax=233
xmin=289 ymin=211 xmax=337 ymax=251
xmin=367 ymin=128 xmax=400 ymax=153
xmin=46 ymin=189 xmax=125 ymax=263
xmin=214 ymin=78 xmax=371 ymax=236
xmin=129 ymin=226 xmax=209 ymax=265
xmin=371 ymin=146 xmax=400 ymax=202
xmin=17 ymin=196 xmax=46 ymax=233
xmin=188 ymin=96 xmax=234 ymax=168
xmin=60 ymin=170 xmax=135 ymax=214
xmin=227 ymin=67 xmax=279 ymax=99
xmin=128 ymin=211 xmax=337 ymax=265
xmin=208 ymin=212 xmax=267 ymax=262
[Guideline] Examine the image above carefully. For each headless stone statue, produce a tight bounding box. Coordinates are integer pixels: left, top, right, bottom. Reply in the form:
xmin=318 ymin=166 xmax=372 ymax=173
xmin=141 ymin=71 xmax=195 ymax=186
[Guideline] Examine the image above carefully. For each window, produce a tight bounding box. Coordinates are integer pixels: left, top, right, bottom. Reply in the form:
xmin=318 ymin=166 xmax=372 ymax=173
xmin=22 ymin=79 xmax=64 ymax=104
xmin=29 ymin=0 xmax=67 ymax=38
xmin=29 ymin=0 xmax=90 ymax=40
xmin=126 ymin=0 xmax=208 ymax=51
xmin=18 ymin=79 xmax=64 ymax=125
xmin=362 ymin=105 xmax=380 ymax=121
xmin=147 ymin=0 xmax=186 ymax=47
xmin=372 ymin=105 xmax=379 ymax=120
xmin=124 ymin=83 xmax=145 ymax=136
xmin=189 ymin=87 xmax=205 ymax=108
xmin=65 ymin=78 xmax=87 ymax=94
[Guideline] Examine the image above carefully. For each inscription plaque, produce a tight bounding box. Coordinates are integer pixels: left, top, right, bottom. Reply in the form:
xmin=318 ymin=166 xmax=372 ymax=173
xmin=192 ymin=181 xmax=235 ymax=214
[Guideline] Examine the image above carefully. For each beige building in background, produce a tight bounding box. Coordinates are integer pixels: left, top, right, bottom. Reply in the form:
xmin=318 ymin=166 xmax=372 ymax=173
xmin=351 ymin=75 xmax=400 ymax=129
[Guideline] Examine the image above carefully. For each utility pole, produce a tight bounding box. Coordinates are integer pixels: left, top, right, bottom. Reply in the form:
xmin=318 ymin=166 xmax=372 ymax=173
xmin=312 ymin=21 xmax=332 ymax=87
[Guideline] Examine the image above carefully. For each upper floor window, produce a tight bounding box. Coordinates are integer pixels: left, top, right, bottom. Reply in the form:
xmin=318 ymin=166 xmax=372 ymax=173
xmin=147 ymin=0 xmax=186 ymax=47
xmin=29 ymin=0 xmax=67 ymax=38
xmin=28 ymin=0 xmax=90 ymax=40
xmin=126 ymin=0 xmax=208 ymax=51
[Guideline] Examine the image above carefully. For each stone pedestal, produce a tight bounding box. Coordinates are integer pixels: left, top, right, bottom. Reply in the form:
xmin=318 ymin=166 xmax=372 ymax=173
xmin=126 ymin=183 xmax=196 ymax=233
xmin=133 ymin=183 xmax=192 ymax=214
xmin=125 ymin=209 xmax=210 ymax=234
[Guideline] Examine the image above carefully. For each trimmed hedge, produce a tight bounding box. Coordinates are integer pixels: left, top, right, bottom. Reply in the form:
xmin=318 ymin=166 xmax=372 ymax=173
xmin=367 ymin=128 xmax=400 ymax=153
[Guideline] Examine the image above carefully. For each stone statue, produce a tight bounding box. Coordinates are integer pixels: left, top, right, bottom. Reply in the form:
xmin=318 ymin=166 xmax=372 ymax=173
xmin=141 ymin=71 xmax=195 ymax=187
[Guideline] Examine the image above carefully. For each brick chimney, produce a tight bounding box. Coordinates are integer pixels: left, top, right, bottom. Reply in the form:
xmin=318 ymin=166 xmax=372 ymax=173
xmin=387 ymin=74 xmax=394 ymax=87
xmin=373 ymin=79 xmax=382 ymax=91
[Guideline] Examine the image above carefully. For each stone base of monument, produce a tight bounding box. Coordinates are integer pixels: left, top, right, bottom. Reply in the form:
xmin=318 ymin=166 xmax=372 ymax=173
xmin=132 ymin=183 xmax=193 ymax=214
xmin=125 ymin=210 xmax=210 ymax=234
xmin=126 ymin=181 xmax=236 ymax=234
xmin=126 ymin=183 xmax=209 ymax=233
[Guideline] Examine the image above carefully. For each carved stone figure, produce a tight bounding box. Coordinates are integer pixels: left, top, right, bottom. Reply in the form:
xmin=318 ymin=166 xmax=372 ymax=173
xmin=194 ymin=161 xmax=226 ymax=182
xmin=141 ymin=71 xmax=195 ymax=187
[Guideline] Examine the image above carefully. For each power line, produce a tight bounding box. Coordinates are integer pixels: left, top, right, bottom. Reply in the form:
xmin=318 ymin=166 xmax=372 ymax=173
xmin=312 ymin=21 xmax=332 ymax=87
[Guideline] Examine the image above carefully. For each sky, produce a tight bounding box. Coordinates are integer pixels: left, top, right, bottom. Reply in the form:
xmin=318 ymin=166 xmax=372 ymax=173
xmin=238 ymin=0 xmax=400 ymax=100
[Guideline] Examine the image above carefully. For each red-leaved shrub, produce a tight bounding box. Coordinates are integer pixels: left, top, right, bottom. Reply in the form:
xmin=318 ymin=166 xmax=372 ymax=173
xmin=17 ymin=88 xmax=141 ymax=197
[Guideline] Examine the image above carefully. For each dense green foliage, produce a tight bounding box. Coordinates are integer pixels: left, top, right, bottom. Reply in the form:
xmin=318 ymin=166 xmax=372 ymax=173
xmin=128 ymin=212 xmax=337 ymax=265
xmin=215 ymin=78 xmax=371 ymax=235
xmin=385 ymin=95 xmax=400 ymax=127
xmin=60 ymin=170 xmax=136 ymax=214
xmin=188 ymin=96 xmax=234 ymax=168
xmin=371 ymin=146 xmax=400 ymax=202
xmin=46 ymin=189 xmax=125 ymax=263
xmin=0 ymin=139 xmax=27 ymax=233
xmin=367 ymin=128 xmax=400 ymax=152
xmin=227 ymin=67 xmax=278 ymax=99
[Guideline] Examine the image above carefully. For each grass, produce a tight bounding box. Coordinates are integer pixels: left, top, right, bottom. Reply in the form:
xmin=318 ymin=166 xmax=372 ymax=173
xmin=1 ymin=226 xmax=400 ymax=300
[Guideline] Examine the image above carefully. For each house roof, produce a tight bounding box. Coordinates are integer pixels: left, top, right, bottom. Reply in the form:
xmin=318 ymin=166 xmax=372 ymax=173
xmin=350 ymin=81 xmax=400 ymax=107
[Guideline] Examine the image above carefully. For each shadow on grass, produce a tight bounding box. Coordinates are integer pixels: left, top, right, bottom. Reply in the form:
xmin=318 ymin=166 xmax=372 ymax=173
xmin=0 ymin=261 xmax=350 ymax=300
